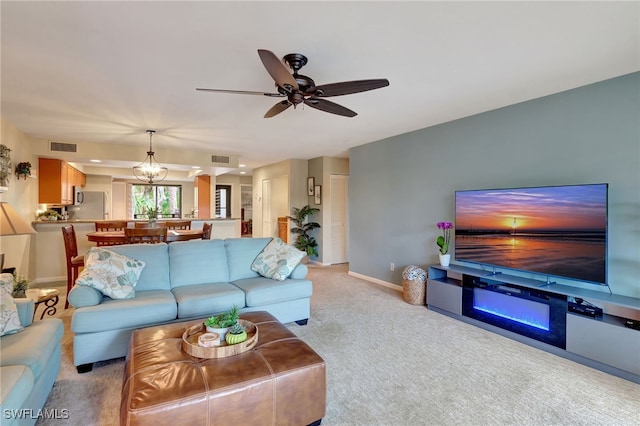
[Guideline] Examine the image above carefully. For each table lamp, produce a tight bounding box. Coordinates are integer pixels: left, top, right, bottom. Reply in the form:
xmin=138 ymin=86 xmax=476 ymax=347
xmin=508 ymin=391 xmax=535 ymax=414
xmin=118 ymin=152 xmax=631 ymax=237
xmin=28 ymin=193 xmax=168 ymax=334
xmin=0 ymin=202 xmax=36 ymax=270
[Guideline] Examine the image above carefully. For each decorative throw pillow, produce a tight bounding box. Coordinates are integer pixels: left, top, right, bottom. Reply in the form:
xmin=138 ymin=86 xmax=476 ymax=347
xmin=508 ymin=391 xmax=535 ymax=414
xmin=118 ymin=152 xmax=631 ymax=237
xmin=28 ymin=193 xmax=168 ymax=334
xmin=0 ymin=273 xmax=23 ymax=336
xmin=251 ymin=238 xmax=306 ymax=281
xmin=76 ymin=248 xmax=145 ymax=299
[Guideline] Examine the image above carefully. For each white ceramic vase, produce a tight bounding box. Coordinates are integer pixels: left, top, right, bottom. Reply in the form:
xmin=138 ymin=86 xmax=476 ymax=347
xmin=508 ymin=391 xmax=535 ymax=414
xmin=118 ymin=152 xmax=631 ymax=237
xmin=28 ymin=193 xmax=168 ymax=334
xmin=205 ymin=325 xmax=229 ymax=343
xmin=439 ymin=253 xmax=451 ymax=267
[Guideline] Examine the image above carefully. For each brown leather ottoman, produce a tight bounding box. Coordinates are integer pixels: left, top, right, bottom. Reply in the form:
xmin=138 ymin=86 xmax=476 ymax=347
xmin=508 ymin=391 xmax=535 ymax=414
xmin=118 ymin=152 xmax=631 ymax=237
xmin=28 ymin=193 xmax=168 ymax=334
xmin=120 ymin=311 xmax=326 ymax=426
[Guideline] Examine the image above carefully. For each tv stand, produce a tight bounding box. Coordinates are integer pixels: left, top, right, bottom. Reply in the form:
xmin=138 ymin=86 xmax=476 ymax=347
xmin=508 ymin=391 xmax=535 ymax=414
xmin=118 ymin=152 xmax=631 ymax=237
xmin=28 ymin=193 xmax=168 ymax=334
xmin=482 ymin=269 xmax=502 ymax=277
xmin=427 ymin=264 xmax=640 ymax=384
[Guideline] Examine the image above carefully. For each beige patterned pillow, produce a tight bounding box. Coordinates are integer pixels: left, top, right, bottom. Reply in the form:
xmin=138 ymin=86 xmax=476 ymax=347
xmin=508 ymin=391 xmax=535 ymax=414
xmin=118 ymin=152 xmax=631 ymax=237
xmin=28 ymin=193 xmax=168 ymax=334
xmin=250 ymin=238 xmax=306 ymax=281
xmin=76 ymin=248 xmax=145 ymax=299
xmin=0 ymin=273 xmax=23 ymax=336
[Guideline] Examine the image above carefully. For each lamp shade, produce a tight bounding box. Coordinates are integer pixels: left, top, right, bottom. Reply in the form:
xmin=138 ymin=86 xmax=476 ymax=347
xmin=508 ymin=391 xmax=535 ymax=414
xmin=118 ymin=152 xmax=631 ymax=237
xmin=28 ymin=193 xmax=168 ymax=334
xmin=0 ymin=202 xmax=36 ymax=235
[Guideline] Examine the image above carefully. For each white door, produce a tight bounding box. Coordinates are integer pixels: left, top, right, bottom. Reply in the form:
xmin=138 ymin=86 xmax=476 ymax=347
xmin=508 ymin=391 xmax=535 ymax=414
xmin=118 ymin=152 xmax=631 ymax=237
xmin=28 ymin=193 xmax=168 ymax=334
xmin=262 ymin=179 xmax=273 ymax=237
xmin=330 ymin=175 xmax=348 ymax=264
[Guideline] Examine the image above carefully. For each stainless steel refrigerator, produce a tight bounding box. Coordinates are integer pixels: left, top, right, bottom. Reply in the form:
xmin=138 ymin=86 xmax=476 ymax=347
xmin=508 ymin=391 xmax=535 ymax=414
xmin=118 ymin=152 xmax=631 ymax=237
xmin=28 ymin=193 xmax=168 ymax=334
xmin=68 ymin=191 xmax=107 ymax=220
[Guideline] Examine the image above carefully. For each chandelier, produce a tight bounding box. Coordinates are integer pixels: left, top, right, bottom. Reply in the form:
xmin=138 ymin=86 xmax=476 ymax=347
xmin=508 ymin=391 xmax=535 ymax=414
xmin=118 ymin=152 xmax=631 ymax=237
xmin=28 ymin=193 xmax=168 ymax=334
xmin=133 ymin=130 xmax=168 ymax=184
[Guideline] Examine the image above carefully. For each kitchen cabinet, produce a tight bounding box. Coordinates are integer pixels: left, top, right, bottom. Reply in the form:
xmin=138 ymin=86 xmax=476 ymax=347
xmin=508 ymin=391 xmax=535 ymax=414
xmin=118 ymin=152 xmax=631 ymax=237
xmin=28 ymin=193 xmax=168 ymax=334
xmin=38 ymin=158 xmax=86 ymax=205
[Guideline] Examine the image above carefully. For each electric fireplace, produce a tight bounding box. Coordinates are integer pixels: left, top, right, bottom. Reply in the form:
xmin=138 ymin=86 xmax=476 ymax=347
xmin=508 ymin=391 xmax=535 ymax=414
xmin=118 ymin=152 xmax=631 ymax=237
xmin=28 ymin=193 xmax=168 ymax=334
xmin=462 ymin=276 xmax=567 ymax=349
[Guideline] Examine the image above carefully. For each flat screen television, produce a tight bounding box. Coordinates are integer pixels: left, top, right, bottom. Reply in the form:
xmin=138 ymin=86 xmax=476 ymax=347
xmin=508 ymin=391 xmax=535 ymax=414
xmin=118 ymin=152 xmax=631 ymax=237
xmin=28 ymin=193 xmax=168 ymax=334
xmin=454 ymin=183 xmax=608 ymax=286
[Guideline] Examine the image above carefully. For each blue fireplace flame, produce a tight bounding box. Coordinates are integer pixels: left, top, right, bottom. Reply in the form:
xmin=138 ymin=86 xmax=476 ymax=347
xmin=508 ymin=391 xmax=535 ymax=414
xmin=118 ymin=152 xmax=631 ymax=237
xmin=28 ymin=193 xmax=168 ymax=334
xmin=473 ymin=288 xmax=550 ymax=331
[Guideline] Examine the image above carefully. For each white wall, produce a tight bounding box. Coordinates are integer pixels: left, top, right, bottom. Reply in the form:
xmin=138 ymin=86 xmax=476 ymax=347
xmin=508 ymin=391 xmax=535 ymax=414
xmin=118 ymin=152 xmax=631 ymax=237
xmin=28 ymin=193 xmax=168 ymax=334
xmin=0 ymin=118 xmax=38 ymax=279
xmin=252 ymin=159 xmax=308 ymax=238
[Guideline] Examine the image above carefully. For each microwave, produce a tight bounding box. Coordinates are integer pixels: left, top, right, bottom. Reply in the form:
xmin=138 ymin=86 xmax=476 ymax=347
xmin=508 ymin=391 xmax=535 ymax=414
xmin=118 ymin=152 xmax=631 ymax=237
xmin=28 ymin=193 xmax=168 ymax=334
xmin=73 ymin=186 xmax=84 ymax=205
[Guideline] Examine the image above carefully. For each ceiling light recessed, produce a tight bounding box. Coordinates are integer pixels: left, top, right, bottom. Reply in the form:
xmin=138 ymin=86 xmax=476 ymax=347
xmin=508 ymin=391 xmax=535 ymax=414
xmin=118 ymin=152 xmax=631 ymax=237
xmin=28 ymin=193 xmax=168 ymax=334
xmin=89 ymin=159 xmax=102 ymax=163
xmin=239 ymin=164 xmax=246 ymax=168
xmin=240 ymin=171 xmax=246 ymax=175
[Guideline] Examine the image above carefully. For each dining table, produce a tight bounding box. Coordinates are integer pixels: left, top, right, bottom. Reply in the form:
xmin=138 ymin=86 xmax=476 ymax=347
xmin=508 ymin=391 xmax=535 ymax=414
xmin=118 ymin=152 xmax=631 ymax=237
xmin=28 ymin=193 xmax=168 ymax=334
xmin=86 ymin=228 xmax=204 ymax=245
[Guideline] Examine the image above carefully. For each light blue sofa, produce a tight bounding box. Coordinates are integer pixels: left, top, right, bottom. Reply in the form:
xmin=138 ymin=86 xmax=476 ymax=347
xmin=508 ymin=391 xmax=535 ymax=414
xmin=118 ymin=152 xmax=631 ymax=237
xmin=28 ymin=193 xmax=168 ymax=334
xmin=0 ymin=299 xmax=64 ymax=426
xmin=68 ymin=237 xmax=312 ymax=372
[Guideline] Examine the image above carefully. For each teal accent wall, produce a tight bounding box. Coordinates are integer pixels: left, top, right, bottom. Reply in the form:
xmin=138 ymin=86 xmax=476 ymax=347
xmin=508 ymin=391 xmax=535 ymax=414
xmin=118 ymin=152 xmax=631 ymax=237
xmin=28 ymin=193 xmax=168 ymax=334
xmin=349 ymin=72 xmax=640 ymax=298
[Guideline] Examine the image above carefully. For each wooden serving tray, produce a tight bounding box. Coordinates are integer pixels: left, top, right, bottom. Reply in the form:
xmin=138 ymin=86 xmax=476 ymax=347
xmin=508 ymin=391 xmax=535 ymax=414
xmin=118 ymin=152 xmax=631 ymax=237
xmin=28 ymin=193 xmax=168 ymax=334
xmin=182 ymin=319 xmax=258 ymax=359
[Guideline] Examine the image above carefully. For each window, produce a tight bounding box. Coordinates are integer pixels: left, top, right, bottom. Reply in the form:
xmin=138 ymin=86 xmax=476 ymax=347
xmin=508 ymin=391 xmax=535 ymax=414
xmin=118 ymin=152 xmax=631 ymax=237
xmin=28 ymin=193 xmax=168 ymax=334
xmin=215 ymin=185 xmax=231 ymax=218
xmin=132 ymin=184 xmax=182 ymax=219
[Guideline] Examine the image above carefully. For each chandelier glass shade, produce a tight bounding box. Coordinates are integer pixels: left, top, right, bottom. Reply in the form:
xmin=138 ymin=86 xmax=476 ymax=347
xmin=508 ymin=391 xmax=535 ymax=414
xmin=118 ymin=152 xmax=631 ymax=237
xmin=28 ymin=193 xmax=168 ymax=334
xmin=133 ymin=130 xmax=168 ymax=184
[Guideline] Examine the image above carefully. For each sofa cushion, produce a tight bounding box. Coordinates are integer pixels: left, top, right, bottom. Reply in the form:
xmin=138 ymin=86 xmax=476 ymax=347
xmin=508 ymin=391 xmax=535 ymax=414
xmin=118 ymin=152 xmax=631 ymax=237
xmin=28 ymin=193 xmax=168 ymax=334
xmin=250 ymin=238 xmax=306 ymax=281
xmin=225 ymin=238 xmax=272 ymax=281
xmin=169 ymin=240 xmax=229 ymax=288
xmin=71 ymin=290 xmax=177 ymax=333
xmin=231 ymin=277 xmax=313 ymax=307
xmin=171 ymin=283 xmax=245 ymax=319
xmin=68 ymin=285 xmax=104 ymax=308
xmin=107 ymin=244 xmax=171 ymax=291
xmin=76 ymin=248 xmax=145 ymax=299
xmin=0 ymin=318 xmax=63 ymax=381
xmin=0 ymin=365 xmax=34 ymax=415
xmin=0 ymin=274 xmax=23 ymax=337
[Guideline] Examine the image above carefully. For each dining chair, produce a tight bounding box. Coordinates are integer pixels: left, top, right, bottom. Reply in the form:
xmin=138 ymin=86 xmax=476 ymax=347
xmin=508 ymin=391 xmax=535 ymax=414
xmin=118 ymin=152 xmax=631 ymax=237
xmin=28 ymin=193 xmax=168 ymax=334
xmin=202 ymin=222 xmax=212 ymax=240
xmin=124 ymin=227 xmax=168 ymax=244
xmin=95 ymin=221 xmax=128 ymax=231
xmin=95 ymin=221 xmax=128 ymax=246
xmin=164 ymin=220 xmax=191 ymax=230
xmin=135 ymin=221 xmax=166 ymax=228
xmin=61 ymin=225 xmax=85 ymax=309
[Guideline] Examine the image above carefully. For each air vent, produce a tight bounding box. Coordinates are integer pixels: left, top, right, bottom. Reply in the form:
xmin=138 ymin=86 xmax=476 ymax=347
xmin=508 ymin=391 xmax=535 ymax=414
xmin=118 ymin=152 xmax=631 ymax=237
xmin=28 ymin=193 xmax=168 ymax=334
xmin=50 ymin=141 xmax=77 ymax=153
xmin=211 ymin=155 xmax=230 ymax=164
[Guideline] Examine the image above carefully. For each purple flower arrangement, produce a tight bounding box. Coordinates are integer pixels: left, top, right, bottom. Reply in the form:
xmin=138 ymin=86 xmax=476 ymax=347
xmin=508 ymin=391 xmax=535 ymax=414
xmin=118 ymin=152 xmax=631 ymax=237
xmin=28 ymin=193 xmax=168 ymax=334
xmin=436 ymin=221 xmax=453 ymax=255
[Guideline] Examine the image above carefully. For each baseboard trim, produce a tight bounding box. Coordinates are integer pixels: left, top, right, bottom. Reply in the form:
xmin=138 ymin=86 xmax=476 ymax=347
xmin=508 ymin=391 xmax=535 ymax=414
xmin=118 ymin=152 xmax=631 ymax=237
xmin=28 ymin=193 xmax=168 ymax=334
xmin=32 ymin=276 xmax=66 ymax=285
xmin=348 ymin=271 xmax=401 ymax=292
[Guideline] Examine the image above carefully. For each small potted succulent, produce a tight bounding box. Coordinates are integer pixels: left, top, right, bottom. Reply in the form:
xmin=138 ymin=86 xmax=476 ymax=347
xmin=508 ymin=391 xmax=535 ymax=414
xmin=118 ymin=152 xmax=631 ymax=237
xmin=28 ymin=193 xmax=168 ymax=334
xmin=204 ymin=305 xmax=239 ymax=342
xmin=225 ymin=322 xmax=247 ymax=345
xmin=12 ymin=274 xmax=30 ymax=298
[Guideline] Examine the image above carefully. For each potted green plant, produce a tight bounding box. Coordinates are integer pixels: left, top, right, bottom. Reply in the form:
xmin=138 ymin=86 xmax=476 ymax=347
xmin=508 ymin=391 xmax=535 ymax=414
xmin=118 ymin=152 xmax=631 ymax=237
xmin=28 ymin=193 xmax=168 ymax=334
xmin=204 ymin=305 xmax=239 ymax=342
xmin=146 ymin=207 xmax=158 ymax=226
xmin=225 ymin=322 xmax=247 ymax=345
xmin=12 ymin=274 xmax=30 ymax=298
xmin=0 ymin=144 xmax=11 ymax=187
xmin=37 ymin=209 xmax=62 ymax=221
xmin=288 ymin=205 xmax=321 ymax=257
xmin=15 ymin=162 xmax=32 ymax=179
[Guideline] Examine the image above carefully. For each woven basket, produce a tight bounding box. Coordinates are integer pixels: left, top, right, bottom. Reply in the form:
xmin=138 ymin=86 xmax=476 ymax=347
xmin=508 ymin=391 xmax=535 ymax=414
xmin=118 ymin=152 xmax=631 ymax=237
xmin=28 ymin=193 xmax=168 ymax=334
xmin=402 ymin=278 xmax=426 ymax=305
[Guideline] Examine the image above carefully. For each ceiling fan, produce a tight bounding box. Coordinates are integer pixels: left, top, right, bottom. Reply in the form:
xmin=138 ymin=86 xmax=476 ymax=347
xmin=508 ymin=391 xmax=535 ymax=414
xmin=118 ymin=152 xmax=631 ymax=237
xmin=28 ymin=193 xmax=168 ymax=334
xmin=196 ymin=49 xmax=389 ymax=118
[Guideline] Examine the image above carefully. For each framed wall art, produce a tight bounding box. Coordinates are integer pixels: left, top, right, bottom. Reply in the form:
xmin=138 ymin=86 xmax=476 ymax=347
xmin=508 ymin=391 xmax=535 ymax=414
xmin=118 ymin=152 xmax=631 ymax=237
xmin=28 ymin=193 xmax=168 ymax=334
xmin=307 ymin=177 xmax=315 ymax=196
xmin=314 ymin=185 xmax=321 ymax=205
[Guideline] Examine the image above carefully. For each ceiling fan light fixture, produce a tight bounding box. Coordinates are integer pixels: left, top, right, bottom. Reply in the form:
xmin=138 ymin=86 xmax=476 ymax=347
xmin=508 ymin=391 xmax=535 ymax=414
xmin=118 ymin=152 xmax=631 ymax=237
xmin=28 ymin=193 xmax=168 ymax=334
xmin=133 ymin=130 xmax=168 ymax=184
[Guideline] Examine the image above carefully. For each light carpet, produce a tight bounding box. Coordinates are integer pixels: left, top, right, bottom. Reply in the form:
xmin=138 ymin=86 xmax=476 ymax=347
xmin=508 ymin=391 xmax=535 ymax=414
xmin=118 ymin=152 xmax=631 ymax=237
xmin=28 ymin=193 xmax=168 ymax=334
xmin=37 ymin=264 xmax=639 ymax=425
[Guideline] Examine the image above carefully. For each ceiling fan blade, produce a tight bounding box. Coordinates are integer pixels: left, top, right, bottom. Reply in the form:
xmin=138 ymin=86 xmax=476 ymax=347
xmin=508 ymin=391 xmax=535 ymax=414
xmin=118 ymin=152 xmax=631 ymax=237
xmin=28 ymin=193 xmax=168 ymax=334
xmin=264 ymin=100 xmax=292 ymax=118
xmin=304 ymin=98 xmax=357 ymax=117
xmin=257 ymin=49 xmax=299 ymax=92
xmin=313 ymin=79 xmax=389 ymax=97
xmin=196 ymin=88 xmax=283 ymax=97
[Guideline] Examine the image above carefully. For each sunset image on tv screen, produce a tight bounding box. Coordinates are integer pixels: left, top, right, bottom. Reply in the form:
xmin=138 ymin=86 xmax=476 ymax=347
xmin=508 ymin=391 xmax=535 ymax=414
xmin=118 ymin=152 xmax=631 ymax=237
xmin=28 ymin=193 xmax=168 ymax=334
xmin=455 ymin=184 xmax=607 ymax=284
